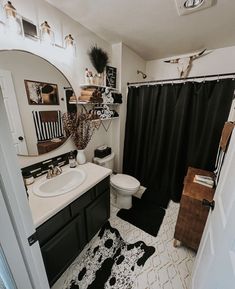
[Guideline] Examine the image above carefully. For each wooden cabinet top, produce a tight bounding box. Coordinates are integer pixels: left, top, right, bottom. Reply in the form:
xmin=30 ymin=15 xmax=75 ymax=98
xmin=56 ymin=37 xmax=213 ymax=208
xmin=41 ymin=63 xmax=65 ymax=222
xmin=183 ymin=167 xmax=215 ymax=201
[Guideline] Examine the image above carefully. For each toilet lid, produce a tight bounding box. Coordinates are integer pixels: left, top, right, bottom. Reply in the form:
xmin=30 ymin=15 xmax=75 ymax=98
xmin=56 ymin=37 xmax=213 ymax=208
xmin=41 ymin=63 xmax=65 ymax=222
xmin=110 ymin=174 xmax=140 ymax=191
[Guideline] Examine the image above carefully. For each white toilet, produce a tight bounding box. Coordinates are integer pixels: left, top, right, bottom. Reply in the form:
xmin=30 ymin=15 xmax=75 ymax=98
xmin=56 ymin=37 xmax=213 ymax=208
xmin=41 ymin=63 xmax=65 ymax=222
xmin=93 ymin=153 xmax=140 ymax=209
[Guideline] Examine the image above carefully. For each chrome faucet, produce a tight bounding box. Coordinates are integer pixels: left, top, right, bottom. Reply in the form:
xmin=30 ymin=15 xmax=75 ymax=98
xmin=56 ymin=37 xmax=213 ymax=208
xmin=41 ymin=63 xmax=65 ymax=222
xmin=46 ymin=164 xmax=62 ymax=179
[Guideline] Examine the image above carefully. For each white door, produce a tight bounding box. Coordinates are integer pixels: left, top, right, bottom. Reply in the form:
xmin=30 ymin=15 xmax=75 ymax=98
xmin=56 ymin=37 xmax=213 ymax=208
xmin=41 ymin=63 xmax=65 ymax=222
xmin=0 ymin=87 xmax=50 ymax=289
xmin=191 ymin=129 xmax=235 ymax=289
xmin=0 ymin=186 xmax=32 ymax=289
xmin=0 ymin=69 xmax=28 ymax=155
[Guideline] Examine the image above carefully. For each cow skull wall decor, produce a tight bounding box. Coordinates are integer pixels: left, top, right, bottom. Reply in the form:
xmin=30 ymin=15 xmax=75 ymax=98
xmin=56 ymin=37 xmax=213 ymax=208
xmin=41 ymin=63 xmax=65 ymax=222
xmin=164 ymin=49 xmax=207 ymax=78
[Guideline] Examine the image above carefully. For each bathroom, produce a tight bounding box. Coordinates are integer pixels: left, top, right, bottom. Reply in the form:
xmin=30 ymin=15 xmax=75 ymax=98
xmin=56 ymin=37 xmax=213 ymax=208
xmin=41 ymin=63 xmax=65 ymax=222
xmin=1 ymin=0 xmax=235 ymax=288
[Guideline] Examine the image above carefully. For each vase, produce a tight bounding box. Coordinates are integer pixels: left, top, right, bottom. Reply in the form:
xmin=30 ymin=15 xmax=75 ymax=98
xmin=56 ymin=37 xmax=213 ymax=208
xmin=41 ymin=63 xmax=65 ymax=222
xmin=77 ymin=149 xmax=86 ymax=165
xmin=97 ymin=73 xmax=104 ymax=86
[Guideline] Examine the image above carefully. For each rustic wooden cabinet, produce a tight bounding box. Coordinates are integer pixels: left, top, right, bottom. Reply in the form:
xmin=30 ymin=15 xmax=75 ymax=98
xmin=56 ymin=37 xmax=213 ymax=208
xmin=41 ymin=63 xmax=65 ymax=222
xmin=174 ymin=167 xmax=215 ymax=251
xmin=36 ymin=176 xmax=110 ymax=286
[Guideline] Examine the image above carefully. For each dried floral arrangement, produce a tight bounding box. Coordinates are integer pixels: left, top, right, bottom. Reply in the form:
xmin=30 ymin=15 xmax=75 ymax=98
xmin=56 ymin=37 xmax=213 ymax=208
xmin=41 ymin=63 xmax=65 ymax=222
xmin=88 ymin=45 xmax=109 ymax=74
xmin=62 ymin=110 xmax=99 ymax=150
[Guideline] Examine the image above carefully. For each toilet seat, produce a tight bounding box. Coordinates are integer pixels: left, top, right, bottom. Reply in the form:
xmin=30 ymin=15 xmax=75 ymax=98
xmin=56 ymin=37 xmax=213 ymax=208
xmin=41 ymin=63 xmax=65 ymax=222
xmin=110 ymin=174 xmax=140 ymax=192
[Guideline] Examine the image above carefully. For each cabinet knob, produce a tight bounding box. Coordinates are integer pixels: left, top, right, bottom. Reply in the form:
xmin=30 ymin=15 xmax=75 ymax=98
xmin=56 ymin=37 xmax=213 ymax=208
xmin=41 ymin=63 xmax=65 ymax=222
xmin=18 ymin=136 xmax=24 ymax=141
xmin=202 ymin=199 xmax=215 ymax=211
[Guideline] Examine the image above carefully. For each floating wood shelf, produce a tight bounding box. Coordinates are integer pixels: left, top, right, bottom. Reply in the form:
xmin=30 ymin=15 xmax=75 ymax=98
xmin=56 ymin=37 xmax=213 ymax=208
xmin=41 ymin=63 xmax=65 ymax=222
xmin=80 ymin=84 xmax=118 ymax=91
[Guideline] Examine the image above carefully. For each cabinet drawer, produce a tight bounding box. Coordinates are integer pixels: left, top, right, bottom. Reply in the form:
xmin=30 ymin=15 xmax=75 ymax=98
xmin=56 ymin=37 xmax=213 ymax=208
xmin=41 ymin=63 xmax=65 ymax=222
xmin=70 ymin=188 xmax=94 ymax=217
xmin=95 ymin=176 xmax=110 ymax=197
xmin=37 ymin=207 xmax=71 ymax=246
xmin=41 ymin=214 xmax=84 ymax=286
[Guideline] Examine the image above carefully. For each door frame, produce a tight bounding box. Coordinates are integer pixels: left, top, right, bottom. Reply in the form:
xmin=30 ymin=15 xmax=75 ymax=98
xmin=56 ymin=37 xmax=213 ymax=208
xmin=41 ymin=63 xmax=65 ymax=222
xmin=0 ymin=87 xmax=49 ymax=289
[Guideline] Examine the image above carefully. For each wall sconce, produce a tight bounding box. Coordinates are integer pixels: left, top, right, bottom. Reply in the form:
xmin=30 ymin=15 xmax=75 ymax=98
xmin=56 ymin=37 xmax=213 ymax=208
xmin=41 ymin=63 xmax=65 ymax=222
xmin=40 ymin=21 xmax=54 ymax=45
xmin=64 ymin=34 xmax=76 ymax=56
xmin=4 ymin=1 xmax=22 ymax=36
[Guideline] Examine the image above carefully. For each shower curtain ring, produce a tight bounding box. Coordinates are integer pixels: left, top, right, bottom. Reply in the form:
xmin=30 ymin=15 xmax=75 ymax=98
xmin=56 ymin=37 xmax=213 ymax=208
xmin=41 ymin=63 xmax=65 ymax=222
xmin=217 ymin=75 xmax=220 ymax=82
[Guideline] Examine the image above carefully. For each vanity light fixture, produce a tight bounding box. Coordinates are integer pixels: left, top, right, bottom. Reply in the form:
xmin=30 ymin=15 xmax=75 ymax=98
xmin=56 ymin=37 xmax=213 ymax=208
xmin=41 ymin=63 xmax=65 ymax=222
xmin=40 ymin=21 xmax=54 ymax=45
xmin=184 ymin=0 xmax=204 ymax=9
xmin=4 ymin=1 xmax=22 ymax=36
xmin=64 ymin=34 xmax=76 ymax=56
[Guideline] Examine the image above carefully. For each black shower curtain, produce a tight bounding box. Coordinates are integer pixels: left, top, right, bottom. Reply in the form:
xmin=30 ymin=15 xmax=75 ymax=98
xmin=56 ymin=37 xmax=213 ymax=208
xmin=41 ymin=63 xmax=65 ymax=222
xmin=123 ymin=79 xmax=235 ymax=207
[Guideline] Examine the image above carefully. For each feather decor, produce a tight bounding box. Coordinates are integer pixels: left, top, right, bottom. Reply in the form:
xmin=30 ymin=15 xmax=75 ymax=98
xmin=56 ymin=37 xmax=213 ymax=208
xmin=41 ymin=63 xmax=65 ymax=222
xmin=88 ymin=45 xmax=109 ymax=73
xmin=62 ymin=110 xmax=98 ymax=150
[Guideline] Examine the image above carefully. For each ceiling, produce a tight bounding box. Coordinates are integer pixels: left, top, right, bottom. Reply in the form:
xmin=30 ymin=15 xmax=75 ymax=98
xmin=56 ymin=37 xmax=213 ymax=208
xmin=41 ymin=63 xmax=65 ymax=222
xmin=46 ymin=0 xmax=235 ymax=60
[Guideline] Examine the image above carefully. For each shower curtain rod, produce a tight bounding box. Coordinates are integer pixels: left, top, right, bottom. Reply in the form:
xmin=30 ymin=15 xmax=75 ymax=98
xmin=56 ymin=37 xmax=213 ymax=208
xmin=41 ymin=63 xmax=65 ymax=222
xmin=127 ymin=72 xmax=235 ymax=86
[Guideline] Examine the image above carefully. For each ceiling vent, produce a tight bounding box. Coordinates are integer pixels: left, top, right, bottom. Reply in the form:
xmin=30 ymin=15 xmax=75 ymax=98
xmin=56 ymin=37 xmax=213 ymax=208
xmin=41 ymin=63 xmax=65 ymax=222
xmin=175 ymin=0 xmax=215 ymax=16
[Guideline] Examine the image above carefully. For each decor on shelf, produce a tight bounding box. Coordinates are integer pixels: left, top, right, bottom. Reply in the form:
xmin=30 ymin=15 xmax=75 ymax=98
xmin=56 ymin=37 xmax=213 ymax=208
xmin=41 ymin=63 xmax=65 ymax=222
xmin=24 ymin=80 xmax=59 ymax=105
xmin=62 ymin=110 xmax=98 ymax=164
xmin=84 ymin=68 xmax=93 ymax=84
xmin=40 ymin=21 xmax=54 ymax=45
xmin=88 ymin=45 xmax=109 ymax=86
xmin=106 ymin=65 xmax=117 ymax=88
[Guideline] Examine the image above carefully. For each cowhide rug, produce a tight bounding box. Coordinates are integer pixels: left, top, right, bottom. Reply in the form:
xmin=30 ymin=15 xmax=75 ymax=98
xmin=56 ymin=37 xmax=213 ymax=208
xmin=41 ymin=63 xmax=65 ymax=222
xmin=63 ymin=221 xmax=155 ymax=289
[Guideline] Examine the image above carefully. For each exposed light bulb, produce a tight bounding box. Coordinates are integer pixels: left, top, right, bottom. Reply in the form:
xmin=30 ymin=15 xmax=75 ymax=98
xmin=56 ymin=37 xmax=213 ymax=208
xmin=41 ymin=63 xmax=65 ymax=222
xmin=4 ymin=1 xmax=22 ymax=36
xmin=64 ymin=34 xmax=76 ymax=56
xmin=40 ymin=21 xmax=54 ymax=45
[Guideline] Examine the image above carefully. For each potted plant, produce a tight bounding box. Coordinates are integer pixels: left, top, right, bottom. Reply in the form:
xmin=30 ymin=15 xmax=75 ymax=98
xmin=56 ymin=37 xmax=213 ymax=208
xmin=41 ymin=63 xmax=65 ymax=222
xmin=88 ymin=45 xmax=109 ymax=85
xmin=63 ymin=110 xmax=98 ymax=164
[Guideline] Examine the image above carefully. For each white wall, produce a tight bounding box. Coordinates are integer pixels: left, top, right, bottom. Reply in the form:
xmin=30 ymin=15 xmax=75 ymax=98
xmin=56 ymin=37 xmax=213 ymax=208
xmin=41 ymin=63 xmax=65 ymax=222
xmin=111 ymin=43 xmax=146 ymax=172
xmin=0 ymin=0 xmax=113 ymax=168
xmin=146 ymin=46 xmax=235 ymax=80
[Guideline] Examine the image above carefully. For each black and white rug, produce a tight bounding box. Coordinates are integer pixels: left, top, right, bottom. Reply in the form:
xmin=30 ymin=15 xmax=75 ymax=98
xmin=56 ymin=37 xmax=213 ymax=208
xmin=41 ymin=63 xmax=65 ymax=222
xmin=63 ymin=221 xmax=155 ymax=289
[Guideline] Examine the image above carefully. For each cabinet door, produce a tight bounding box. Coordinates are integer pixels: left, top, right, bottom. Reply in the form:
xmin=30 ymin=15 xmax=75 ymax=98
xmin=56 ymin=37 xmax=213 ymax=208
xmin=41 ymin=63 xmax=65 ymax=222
xmin=41 ymin=214 xmax=85 ymax=286
xmin=85 ymin=190 xmax=110 ymax=241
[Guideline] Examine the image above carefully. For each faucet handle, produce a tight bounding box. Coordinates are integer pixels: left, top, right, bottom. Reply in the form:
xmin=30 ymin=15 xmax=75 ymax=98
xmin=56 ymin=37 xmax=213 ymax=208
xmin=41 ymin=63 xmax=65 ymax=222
xmin=46 ymin=167 xmax=53 ymax=179
xmin=54 ymin=165 xmax=62 ymax=176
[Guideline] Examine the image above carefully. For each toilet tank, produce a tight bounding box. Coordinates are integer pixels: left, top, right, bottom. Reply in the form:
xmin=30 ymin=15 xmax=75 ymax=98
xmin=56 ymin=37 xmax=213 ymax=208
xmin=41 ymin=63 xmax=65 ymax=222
xmin=93 ymin=152 xmax=115 ymax=171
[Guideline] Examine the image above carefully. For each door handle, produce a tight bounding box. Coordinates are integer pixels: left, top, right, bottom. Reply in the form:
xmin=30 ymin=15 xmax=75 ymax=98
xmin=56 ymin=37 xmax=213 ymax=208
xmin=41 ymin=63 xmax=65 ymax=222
xmin=202 ymin=199 xmax=215 ymax=211
xmin=18 ymin=136 xmax=24 ymax=141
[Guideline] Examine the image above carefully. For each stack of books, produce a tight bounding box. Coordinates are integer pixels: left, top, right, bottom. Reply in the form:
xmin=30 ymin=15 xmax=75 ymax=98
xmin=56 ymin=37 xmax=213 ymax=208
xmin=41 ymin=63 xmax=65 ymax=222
xmin=193 ymin=175 xmax=214 ymax=188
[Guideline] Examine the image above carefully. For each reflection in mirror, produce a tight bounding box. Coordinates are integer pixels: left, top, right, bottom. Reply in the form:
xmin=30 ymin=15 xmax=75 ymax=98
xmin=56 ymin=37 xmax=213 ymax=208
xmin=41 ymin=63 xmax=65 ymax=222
xmin=0 ymin=50 xmax=74 ymax=156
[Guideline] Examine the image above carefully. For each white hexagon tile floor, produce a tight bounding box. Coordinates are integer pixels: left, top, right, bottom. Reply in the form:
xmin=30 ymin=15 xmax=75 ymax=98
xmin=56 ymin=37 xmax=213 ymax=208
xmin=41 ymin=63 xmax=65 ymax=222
xmin=52 ymin=199 xmax=195 ymax=289
xmin=109 ymin=201 xmax=195 ymax=289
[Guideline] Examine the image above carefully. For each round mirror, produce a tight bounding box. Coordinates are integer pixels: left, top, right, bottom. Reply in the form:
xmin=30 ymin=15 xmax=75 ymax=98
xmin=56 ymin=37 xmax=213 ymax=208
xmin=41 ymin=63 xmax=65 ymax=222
xmin=0 ymin=50 xmax=74 ymax=156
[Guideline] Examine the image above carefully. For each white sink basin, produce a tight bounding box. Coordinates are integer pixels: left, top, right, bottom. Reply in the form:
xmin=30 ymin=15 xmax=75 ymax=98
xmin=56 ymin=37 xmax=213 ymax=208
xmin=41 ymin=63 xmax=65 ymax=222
xmin=33 ymin=168 xmax=86 ymax=197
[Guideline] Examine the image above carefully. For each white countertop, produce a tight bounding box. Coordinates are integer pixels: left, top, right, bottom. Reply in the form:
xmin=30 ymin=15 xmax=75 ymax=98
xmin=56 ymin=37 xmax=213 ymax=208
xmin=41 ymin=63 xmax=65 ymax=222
xmin=28 ymin=162 xmax=112 ymax=228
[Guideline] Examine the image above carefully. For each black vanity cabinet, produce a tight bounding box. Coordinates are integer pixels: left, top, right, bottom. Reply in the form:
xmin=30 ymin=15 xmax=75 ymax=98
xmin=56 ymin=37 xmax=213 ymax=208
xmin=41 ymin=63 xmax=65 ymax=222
xmin=86 ymin=177 xmax=110 ymax=241
xmin=36 ymin=176 xmax=110 ymax=286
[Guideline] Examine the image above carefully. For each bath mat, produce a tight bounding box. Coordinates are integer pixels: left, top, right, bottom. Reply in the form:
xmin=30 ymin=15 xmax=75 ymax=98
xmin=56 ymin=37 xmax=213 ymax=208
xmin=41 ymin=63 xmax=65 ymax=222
xmin=117 ymin=197 xmax=165 ymax=237
xmin=63 ymin=221 xmax=155 ymax=289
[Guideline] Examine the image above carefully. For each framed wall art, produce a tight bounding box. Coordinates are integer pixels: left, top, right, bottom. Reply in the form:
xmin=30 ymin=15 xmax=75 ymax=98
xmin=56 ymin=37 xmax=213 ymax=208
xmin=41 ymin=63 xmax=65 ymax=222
xmin=105 ymin=65 xmax=117 ymax=88
xmin=24 ymin=80 xmax=59 ymax=105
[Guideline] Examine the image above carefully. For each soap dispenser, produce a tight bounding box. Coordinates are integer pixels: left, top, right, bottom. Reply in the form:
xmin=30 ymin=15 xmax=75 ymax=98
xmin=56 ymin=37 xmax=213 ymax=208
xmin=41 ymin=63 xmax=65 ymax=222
xmin=68 ymin=151 xmax=77 ymax=168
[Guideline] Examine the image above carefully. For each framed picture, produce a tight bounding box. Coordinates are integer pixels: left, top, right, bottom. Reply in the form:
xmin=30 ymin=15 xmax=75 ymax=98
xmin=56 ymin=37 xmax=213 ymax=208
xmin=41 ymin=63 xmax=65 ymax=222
xmin=24 ymin=80 xmax=59 ymax=105
xmin=106 ymin=66 xmax=117 ymax=88
xmin=22 ymin=17 xmax=38 ymax=40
